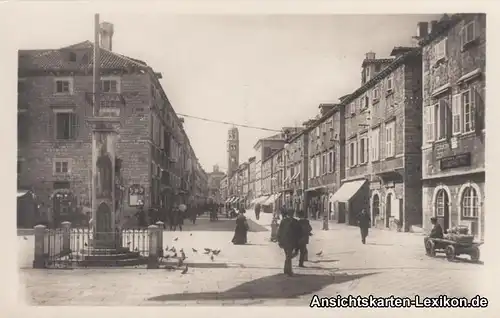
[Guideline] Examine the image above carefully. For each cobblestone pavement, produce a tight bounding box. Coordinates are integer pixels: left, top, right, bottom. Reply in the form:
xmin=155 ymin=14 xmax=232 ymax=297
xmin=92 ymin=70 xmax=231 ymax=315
xmin=18 ymin=212 xmax=488 ymax=306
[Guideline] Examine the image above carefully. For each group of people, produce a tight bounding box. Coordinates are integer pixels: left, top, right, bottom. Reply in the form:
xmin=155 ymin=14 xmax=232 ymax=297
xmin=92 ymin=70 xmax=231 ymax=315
xmin=134 ymin=202 xmax=204 ymax=231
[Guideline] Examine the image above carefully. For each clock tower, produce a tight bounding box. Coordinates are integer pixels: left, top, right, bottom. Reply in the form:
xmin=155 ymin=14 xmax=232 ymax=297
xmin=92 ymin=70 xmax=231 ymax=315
xmin=227 ymin=127 xmax=239 ymax=177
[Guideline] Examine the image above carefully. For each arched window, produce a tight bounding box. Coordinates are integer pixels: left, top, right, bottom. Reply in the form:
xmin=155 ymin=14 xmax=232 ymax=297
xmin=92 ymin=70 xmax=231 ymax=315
xmin=435 ymin=189 xmax=447 ymax=217
xmin=461 ymin=186 xmax=479 ymax=218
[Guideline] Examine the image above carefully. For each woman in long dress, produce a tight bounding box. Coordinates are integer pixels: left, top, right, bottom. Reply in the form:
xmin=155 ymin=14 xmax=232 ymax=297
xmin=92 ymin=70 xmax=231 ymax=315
xmin=231 ymin=209 xmax=249 ymax=245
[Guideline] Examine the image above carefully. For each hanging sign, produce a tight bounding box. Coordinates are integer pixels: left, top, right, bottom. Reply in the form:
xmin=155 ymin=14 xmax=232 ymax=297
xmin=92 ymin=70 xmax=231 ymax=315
xmin=128 ymin=184 xmax=145 ymax=207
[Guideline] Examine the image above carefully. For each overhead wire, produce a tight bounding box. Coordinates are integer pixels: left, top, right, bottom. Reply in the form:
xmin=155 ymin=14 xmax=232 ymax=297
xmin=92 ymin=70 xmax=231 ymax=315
xmin=176 ymin=113 xmax=283 ymax=133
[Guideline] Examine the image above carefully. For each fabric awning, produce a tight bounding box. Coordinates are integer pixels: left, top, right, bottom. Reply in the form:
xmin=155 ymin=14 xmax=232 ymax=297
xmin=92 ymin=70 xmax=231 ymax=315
xmin=17 ymin=190 xmax=30 ymax=198
xmin=330 ymin=179 xmax=367 ymax=203
xmin=255 ymin=195 xmax=269 ymax=205
xmin=234 ymin=198 xmax=240 ymax=203
xmin=305 ymin=185 xmax=327 ymax=192
xmin=225 ymin=197 xmax=232 ymax=203
xmin=250 ymin=198 xmax=259 ymax=204
xmin=292 ymin=172 xmax=300 ymax=180
xmin=263 ymin=193 xmax=281 ymax=206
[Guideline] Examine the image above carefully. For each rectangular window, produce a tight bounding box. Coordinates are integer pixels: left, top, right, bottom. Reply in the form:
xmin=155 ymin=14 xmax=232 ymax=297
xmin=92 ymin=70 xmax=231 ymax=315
xmin=372 ymin=87 xmax=380 ymax=101
xmin=462 ymin=89 xmax=475 ymax=133
xmin=315 ymin=156 xmax=321 ymax=177
xmin=316 ymin=126 xmax=320 ymax=138
xmin=424 ymin=106 xmax=435 ymax=142
xmin=386 ymin=75 xmax=393 ymax=92
xmin=350 ymin=102 xmax=356 ymax=115
xmin=328 ymin=151 xmax=335 ymax=173
xmin=359 ymin=136 xmax=369 ymax=164
xmin=322 ymin=153 xmax=327 ymax=174
xmin=370 ymin=128 xmax=380 ymax=161
xmin=435 ymin=99 xmax=449 ymax=140
xmin=461 ymin=20 xmax=477 ymax=48
xmin=312 ymin=156 xmax=316 ymax=178
xmin=54 ymin=160 xmax=71 ymax=174
xmin=102 ymin=79 xmax=118 ymax=93
xmin=349 ymin=141 xmax=357 ymax=167
xmin=452 ymin=94 xmax=462 ymax=134
xmin=55 ymin=78 xmax=72 ymax=94
xmin=385 ymin=121 xmax=395 ymax=158
xmin=434 ymin=38 xmax=447 ymax=62
xmin=55 ymin=112 xmax=79 ymax=140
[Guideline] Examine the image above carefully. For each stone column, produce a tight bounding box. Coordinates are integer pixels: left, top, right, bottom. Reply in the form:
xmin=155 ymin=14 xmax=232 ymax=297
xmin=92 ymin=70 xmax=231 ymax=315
xmin=155 ymin=221 xmax=164 ymax=257
xmin=61 ymin=221 xmax=71 ymax=253
xmin=147 ymin=225 xmax=159 ymax=269
xmin=33 ymin=224 xmax=47 ymax=268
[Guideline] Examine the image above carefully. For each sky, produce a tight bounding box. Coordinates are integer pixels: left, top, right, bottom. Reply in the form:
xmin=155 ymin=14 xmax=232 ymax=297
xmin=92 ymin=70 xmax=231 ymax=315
xmin=12 ymin=10 xmax=440 ymax=173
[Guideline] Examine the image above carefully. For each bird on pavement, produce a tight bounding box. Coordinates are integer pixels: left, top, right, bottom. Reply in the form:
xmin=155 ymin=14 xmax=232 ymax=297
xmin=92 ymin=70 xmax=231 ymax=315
xmin=180 ymin=250 xmax=186 ymax=261
xmin=181 ymin=265 xmax=188 ymax=274
xmin=177 ymin=258 xmax=183 ymax=267
xmin=170 ymin=247 xmax=176 ymax=253
xmin=172 ymin=252 xmax=177 ymax=258
xmin=190 ymin=233 xmax=193 ymax=236
xmin=210 ymin=255 xmax=214 ymax=262
xmin=164 ymin=254 xmax=170 ymax=260
xmin=84 ymin=242 xmax=88 ymax=247
xmin=212 ymin=249 xmax=221 ymax=255
xmin=23 ymin=236 xmax=28 ymax=240
xmin=134 ymin=247 xmax=138 ymax=252
xmin=203 ymin=248 xmax=211 ymax=254
xmin=174 ymin=237 xmax=179 ymax=241
xmin=192 ymin=248 xmax=198 ymax=253
xmin=316 ymin=251 xmax=323 ymax=257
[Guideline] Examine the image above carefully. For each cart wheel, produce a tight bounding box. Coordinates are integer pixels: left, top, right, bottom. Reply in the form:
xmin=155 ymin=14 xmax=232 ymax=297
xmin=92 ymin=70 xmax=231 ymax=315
xmin=446 ymin=245 xmax=456 ymax=262
xmin=425 ymin=240 xmax=436 ymax=257
xmin=470 ymin=247 xmax=480 ymax=263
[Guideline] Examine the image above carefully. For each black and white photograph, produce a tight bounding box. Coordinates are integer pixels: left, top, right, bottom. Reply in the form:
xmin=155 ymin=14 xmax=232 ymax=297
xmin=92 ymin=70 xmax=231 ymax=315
xmin=4 ymin=1 xmax=493 ymax=312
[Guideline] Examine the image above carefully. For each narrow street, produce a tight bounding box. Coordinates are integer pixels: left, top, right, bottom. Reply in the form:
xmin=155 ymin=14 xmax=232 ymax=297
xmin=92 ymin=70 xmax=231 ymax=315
xmin=19 ymin=212 xmax=485 ymax=306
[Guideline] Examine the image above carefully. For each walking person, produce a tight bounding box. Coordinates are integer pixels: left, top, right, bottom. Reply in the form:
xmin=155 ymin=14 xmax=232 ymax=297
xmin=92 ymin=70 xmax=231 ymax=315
xmin=297 ymin=211 xmax=312 ymax=267
xmin=231 ymin=208 xmax=249 ymax=245
xmin=357 ymin=209 xmax=371 ymax=244
xmin=277 ymin=211 xmax=302 ymax=276
xmin=254 ymin=203 xmax=261 ymax=221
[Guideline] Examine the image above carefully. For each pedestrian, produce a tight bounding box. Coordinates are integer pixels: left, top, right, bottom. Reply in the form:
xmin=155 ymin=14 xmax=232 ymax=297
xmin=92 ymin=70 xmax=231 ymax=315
xmin=296 ymin=211 xmax=312 ymax=267
xmin=254 ymin=203 xmax=261 ymax=220
xmin=424 ymin=217 xmax=444 ymax=251
xmin=190 ymin=204 xmax=197 ymax=225
xmin=357 ymin=209 xmax=371 ymax=244
xmin=277 ymin=210 xmax=302 ymax=276
xmin=178 ymin=203 xmax=187 ymax=231
xmin=231 ymin=208 xmax=249 ymax=245
xmin=135 ymin=206 xmax=146 ymax=228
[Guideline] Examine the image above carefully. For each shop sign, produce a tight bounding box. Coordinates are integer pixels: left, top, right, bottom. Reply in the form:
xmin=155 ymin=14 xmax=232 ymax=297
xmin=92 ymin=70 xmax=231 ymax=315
xmin=128 ymin=184 xmax=145 ymax=207
xmin=440 ymin=153 xmax=471 ymax=170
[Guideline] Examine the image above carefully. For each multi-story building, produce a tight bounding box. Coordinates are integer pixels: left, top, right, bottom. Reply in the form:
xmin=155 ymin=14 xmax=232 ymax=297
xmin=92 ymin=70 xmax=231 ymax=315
xmin=247 ymin=157 xmax=256 ymax=204
xmin=261 ymin=155 xmax=273 ymax=198
xmin=269 ymin=148 xmax=284 ymax=209
xmin=253 ymin=135 xmax=286 ymax=200
xmin=419 ymin=14 xmax=486 ymax=240
xmin=220 ymin=175 xmax=228 ymax=204
xmin=283 ymin=130 xmax=309 ymax=214
xmin=17 ymin=27 xmax=206 ymax=227
xmin=207 ymin=165 xmax=225 ymax=204
xmin=328 ymin=46 xmax=423 ymax=230
xmin=239 ymin=161 xmax=250 ymax=207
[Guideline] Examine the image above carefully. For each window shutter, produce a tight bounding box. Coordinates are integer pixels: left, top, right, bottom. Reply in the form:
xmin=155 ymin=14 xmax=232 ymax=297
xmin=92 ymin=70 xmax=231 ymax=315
xmin=354 ymin=141 xmax=358 ymax=165
xmin=443 ymin=99 xmax=452 ymax=140
xmin=332 ymin=151 xmax=336 ymax=172
xmin=47 ymin=111 xmax=55 ymax=140
xmin=452 ymin=94 xmax=461 ymax=134
xmin=71 ymin=113 xmax=79 ymax=139
xmin=346 ymin=145 xmax=350 ymax=168
xmin=473 ymin=87 xmax=484 ymax=134
xmin=365 ymin=137 xmax=369 ymax=163
xmin=429 ymin=106 xmax=435 ymax=141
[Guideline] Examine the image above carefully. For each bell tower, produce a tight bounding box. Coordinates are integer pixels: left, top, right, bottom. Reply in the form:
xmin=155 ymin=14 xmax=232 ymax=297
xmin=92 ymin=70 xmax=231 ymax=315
xmin=227 ymin=127 xmax=239 ymax=177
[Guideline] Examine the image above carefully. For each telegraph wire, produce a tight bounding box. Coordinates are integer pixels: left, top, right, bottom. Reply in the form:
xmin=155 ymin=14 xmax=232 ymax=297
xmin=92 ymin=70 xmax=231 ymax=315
xmin=176 ymin=113 xmax=283 ymax=133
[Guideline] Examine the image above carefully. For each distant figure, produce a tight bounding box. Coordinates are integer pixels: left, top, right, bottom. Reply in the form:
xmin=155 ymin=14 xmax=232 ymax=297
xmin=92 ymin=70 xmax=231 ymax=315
xmin=357 ymin=209 xmax=371 ymax=244
xmin=135 ymin=207 xmax=146 ymax=228
xmin=254 ymin=203 xmax=261 ymax=220
xmin=231 ymin=209 xmax=249 ymax=245
xmin=171 ymin=204 xmax=183 ymax=232
xmin=424 ymin=217 xmax=444 ymax=244
xmin=277 ymin=211 xmax=301 ymax=276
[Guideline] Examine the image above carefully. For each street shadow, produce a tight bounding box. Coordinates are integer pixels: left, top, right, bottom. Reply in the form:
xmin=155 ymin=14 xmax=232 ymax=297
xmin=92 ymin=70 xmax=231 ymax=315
xmin=431 ymin=255 xmax=484 ymax=265
xmin=365 ymin=243 xmax=394 ymax=246
xmin=147 ymin=272 xmax=377 ymax=302
xmin=159 ymin=261 xmax=229 ymax=269
xmin=181 ymin=219 xmax=268 ymax=233
xmin=241 ymin=243 xmax=268 ymax=246
xmin=309 ymin=259 xmax=339 ymax=264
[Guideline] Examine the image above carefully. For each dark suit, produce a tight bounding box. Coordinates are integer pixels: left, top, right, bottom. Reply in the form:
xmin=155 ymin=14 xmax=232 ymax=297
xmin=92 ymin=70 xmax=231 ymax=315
xmin=357 ymin=212 xmax=371 ymax=244
xmin=297 ymin=218 xmax=312 ymax=266
xmin=277 ymin=217 xmax=301 ymax=275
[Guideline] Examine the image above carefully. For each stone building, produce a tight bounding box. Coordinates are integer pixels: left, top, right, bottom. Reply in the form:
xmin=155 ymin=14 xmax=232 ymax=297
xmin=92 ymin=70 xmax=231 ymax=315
xmin=17 ymin=32 xmax=206 ymax=227
xmin=247 ymin=156 xmax=256 ymax=204
xmin=220 ymin=175 xmax=228 ymax=203
xmin=419 ymin=14 xmax=486 ymax=240
xmin=283 ymin=129 xmax=309 ymax=214
xmin=207 ymin=165 xmax=225 ymax=204
xmin=261 ymin=155 xmax=273 ymax=199
xmin=328 ymin=46 xmax=423 ymax=230
xmin=305 ymin=103 xmax=345 ymax=221
xmin=252 ymin=136 xmax=286 ymax=201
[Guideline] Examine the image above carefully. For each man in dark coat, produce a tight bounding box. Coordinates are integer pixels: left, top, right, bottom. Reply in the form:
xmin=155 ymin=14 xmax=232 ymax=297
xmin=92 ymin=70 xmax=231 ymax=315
xmin=296 ymin=211 xmax=312 ymax=267
xmin=277 ymin=211 xmax=302 ymax=276
xmin=254 ymin=203 xmax=261 ymax=220
xmin=357 ymin=209 xmax=371 ymax=244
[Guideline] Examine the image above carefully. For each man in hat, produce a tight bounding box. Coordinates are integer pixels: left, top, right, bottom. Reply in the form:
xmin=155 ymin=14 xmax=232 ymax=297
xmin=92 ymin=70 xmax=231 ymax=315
xmin=277 ymin=211 xmax=302 ymax=276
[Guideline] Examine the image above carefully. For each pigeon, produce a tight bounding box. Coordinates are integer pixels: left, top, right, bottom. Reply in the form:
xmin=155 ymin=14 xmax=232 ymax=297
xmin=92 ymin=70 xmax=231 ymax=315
xmin=84 ymin=242 xmax=88 ymax=247
xmin=316 ymin=251 xmax=323 ymax=257
xmin=192 ymin=248 xmax=198 ymax=253
xmin=174 ymin=237 xmax=179 ymax=241
xmin=127 ymin=241 xmax=131 ymax=246
xmin=23 ymin=236 xmax=28 ymax=240
xmin=172 ymin=252 xmax=177 ymax=258
xmin=181 ymin=265 xmax=188 ymax=274
xmin=203 ymin=248 xmax=211 ymax=254
xmin=164 ymin=254 xmax=170 ymax=260
xmin=134 ymin=247 xmax=138 ymax=252
xmin=212 ymin=249 xmax=221 ymax=256
xmin=177 ymin=258 xmax=183 ymax=267
xmin=190 ymin=233 xmax=193 ymax=236
xmin=165 ymin=246 xmax=168 ymax=251
xmin=210 ymin=255 xmax=214 ymax=262
xmin=180 ymin=250 xmax=186 ymax=261
xmin=170 ymin=247 xmax=176 ymax=253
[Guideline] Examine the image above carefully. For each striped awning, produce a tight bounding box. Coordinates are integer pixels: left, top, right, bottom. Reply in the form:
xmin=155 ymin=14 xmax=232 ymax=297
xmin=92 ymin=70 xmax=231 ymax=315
xmin=263 ymin=193 xmax=282 ymax=206
xmin=17 ymin=190 xmax=31 ymax=198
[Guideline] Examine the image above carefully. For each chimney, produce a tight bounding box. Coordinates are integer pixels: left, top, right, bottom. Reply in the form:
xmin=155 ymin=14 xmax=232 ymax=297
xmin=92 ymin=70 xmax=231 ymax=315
xmin=416 ymin=22 xmax=429 ymax=38
xmin=99 ymin=22 xmax=114 ymax=51
xmin=365 ymin=51 xmax=376 ymax=60
xmin=428 ymin=20 xmax=438 ymax=35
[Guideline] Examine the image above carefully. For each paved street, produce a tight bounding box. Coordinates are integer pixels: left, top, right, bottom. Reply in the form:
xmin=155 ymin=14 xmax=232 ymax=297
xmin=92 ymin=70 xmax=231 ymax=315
xmin=18 ymin=212 xmax=487 ymax=306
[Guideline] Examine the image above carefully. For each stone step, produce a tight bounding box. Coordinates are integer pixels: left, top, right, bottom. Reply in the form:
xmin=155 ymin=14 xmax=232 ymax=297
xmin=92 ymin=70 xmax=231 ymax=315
xmin=78 ymin=247 xmax=131 ymax=255
xmin=79 ymin=257 xmax=148 ymax=267
xmin=83 ymin=252 xmax=141 ymax=261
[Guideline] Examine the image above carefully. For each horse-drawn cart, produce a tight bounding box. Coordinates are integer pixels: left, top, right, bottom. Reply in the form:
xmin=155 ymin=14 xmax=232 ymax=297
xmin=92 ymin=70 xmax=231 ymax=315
xmin=425 ymin=237 xmax=482 ymax=262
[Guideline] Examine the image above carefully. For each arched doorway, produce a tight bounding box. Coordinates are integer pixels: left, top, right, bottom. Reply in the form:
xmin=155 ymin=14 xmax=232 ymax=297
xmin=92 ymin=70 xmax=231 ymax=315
xmin=372 ymin=194 xmax=380 ymax=226
xmin=385 ymin=193 xmax=392 ymax=228
xmin=435 ymin=188 xmax=450 ymax=233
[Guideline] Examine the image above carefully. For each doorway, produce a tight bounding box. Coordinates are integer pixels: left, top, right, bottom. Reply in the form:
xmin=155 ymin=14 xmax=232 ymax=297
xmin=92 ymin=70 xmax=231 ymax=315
xmin=372 ymin=194 xmax=380 ymax=227
xmin=385 ymin=193 xmax=392 ymax=228
xmin=435 ymin=189 xmax=450 ymax=233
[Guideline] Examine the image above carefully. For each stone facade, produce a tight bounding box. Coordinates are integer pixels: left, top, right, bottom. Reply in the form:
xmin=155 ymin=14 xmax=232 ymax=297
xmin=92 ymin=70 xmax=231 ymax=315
xmin=17 ymin=41 xmax=208 ymax=227
xmin=420 ymin=14 xmax=486 ymax=240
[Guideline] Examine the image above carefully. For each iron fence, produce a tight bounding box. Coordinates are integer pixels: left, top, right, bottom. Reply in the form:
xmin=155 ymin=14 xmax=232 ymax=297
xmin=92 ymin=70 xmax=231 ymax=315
xmin=44 ymin=227 xmax=151 ymax=268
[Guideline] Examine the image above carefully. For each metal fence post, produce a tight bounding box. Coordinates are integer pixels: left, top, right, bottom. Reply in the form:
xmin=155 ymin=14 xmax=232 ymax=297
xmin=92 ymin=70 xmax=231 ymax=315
xmin=61 ymin=221 xmax=71 ymax=253
xmin=33 ymin=224 xmax=47 ymax=268
xmin=147 ymin=225 xmax=159 ymax=269
xmin=155 ymin=221 xmax=164 ymax=257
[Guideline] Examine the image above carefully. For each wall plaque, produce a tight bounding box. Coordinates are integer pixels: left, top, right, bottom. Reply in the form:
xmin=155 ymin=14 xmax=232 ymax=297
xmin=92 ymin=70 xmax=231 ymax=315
xmin=440 ymin=152 xmax=471 ymax=170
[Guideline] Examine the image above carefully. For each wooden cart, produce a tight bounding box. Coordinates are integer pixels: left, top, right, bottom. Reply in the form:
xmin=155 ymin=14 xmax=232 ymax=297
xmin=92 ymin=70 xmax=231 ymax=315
xmin=425 ymin=237 xmax=483 ymax=262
